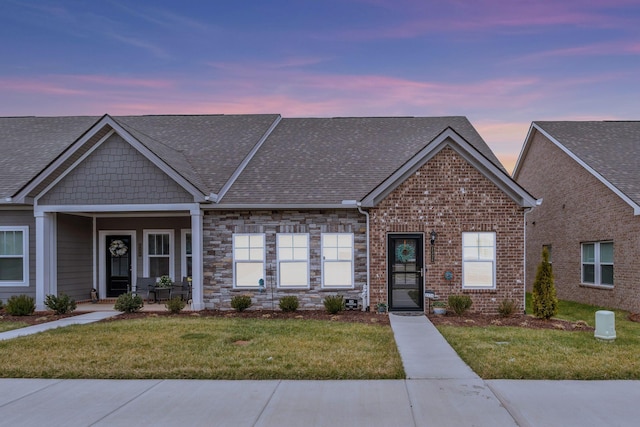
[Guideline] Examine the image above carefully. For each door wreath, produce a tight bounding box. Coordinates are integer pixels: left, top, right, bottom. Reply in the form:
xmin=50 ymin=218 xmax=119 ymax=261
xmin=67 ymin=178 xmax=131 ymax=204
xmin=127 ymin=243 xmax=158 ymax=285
xmin=395 ymin=241 xmax=415 ymax=263
xmin=109 ymin=240 xmax=128 ymax=257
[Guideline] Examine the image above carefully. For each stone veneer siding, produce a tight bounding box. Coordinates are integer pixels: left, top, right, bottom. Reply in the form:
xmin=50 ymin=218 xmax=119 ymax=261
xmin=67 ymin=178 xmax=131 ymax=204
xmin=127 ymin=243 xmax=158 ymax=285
xmin=369 ymin=146 xmax=526 ymax=314
xmin=202 ymin=210 xmax=367 ymax=310
xmin=516 ymin=131 xmax=640 ymax=313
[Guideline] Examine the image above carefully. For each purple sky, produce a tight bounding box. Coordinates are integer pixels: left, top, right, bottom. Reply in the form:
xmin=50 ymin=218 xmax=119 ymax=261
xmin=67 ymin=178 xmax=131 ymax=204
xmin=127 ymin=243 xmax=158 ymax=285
xmin=2 ymin=0 xmax=639 ymax=172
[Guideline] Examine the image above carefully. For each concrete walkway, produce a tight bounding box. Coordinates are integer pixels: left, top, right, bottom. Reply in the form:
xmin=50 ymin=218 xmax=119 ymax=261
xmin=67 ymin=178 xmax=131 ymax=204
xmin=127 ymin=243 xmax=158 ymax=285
xmin=1 ymin=311 xmax=640 ymax=426
xmin=0 ymin=311 xmax=120 ymax=341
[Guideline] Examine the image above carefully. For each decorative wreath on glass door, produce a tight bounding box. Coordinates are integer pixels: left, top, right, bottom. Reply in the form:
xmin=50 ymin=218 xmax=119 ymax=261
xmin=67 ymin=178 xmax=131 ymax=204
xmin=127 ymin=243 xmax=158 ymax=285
xmin=109 ymin=240 xmax=128 ymax=257
xmin=395 ymin=242 xmax=415 ymax=263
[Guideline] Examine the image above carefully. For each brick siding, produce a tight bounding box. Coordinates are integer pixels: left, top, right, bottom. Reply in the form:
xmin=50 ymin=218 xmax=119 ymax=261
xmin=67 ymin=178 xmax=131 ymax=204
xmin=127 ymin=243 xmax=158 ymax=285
xmin=369 ymin=146 xmax=526 ymax=314
xmin=516 ymin=131 xmax=640 ymax=313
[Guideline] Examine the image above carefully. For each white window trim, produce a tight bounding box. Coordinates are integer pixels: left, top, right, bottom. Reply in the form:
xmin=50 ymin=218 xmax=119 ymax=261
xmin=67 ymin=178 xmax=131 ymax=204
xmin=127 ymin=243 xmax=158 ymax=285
xmin=462 ymin=231 xmax=496 ymax=289
xmin=233 ymin=233 xmax=265 ymax=288
xmin=181 ymin=229 xmax=192 ymax=281
xmin=581 ymin=241 xmax=613 ymax=287
xmin=0 ymin=226 xmax=29 ymax=286
xmin=277 ymin=233 xmax=310 ymax=288
xmin=321 ymin=232 xmax=354 ymax=289
xmin=143 ymin=229 xmax=175 ymax=280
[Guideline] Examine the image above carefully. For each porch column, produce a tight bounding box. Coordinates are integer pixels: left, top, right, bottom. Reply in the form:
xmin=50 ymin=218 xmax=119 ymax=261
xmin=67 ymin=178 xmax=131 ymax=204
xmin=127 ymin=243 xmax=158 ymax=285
xmin=35 ymin=211 xmax=56 ymax=310
xmin=190 ymin=208 xmax=205 ymax=310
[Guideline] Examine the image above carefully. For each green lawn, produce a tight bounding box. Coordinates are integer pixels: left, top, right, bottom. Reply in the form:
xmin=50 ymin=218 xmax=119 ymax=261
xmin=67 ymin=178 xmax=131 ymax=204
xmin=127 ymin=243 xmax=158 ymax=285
xmin=0 ymin=317 xmax=404 ymax=380
xmin=436 ymin=295 xmax=640 ymax=379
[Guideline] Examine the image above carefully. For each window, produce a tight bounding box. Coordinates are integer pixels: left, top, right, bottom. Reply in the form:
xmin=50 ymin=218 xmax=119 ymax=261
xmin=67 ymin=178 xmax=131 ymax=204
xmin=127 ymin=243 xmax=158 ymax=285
xmin=233 ymin=234 xmax=265 ymax=287
xmin=277 ymin=233 xmax=309 ymax=287
xmin=182 ymin=230 xmax=192 ymax=279
xmin=144 ymin=230 xmax=174 ymax=279
xmin=462 ymin=232 xmax=496 ymax=289
xmin=582 ymin=242 xmax=613 ymax=286
xmin=0 ymin=226 xmax=28 ymax=285
xmin=322 ymin=233 xmax=353 ymax=288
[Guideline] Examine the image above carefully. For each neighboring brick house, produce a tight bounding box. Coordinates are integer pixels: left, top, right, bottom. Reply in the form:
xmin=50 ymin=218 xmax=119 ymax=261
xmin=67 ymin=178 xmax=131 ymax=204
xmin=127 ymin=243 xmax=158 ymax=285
xmin=513 ymin=121 xmax=640 ymax=313
xmin=0 ymin=114 xmax=536 ymax=313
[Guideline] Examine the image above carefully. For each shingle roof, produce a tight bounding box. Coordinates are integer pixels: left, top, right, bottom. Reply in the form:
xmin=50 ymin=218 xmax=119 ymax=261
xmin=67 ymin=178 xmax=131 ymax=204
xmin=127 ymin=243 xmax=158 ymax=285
xmin=112 ymin=115 xmax=280 ymax=196
xmin=0 ymin=114 xmax=508 ymax=205
xmin=0 ymin=114 xmax=280 ymax=199
xmin=220 ymin=116 xmax=503 ymax=204
xmin=534 ymin=121 xmax=640 ymax=205
xmin=0 ymin=116 xmax=100 ymax=197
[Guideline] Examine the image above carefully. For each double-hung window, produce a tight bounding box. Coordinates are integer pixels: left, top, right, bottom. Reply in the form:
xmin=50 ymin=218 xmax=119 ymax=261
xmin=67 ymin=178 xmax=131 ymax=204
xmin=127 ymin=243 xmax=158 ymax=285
xmin=0 ymin=226 xmax=29 ymax=286
xmin=322 ymin=233 xmax=353 ymax=288
xmin=144 ymin=230 xmax=174 ymax=279
xmin=233 ymin=234 xmax=265 ymax=288
xmin=277 ymin=233 xmax=309 ymax=288
xmin=582 ymin=242 xmax=613 ymax=286
xmin=462 ymin=232 xmax=496 ymax=289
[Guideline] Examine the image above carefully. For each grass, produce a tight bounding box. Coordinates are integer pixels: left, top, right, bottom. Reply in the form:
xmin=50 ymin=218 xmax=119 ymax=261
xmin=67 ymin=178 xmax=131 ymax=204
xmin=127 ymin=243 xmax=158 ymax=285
xmin=0 ymin=317 xmax=404 ymax=379
xmin=436 ymin=294 xmax=640 ymax=379
xmin=0 ymin=321 xmax=29 ymax=333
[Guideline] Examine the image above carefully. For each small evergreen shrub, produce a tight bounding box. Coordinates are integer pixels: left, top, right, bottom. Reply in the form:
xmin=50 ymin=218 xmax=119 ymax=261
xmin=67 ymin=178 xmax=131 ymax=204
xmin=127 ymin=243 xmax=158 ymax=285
xmin=114 ymin=292 xmax=144 ymax=313
xmin=323 ymin=295 xmax=344 ymax=314
xmin=532 ymin=247 xmax=558 ymax=319
xmin=279 ymin=296 xmax=299 ymax=312
xmin=0 ymin=299 xmax=4 ymax=310
xmin=165 ymin=296 xmax=186 ymax=313
xmin=447 ymin=294 xmax=473 ymax=316
xmin=5 ymin=295 xmax=36 ymax=316
xmin=497 ymin=299 xmax=516 ymax=317
xmin=44 ymin=293 xmax=77 ymax=315
xmin=231 ymin=295 xmax=252 ymax=312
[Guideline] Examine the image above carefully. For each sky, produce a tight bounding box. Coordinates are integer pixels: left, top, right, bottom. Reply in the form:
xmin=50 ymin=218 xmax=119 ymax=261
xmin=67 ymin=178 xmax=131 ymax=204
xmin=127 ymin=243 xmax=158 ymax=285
xmin=1 ymin=0 xmax=639 ymax=173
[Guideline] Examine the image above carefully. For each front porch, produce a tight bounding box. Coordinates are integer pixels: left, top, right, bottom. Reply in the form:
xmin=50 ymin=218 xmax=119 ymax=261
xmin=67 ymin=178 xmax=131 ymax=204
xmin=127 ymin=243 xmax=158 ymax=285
xmin=76 ymin=301 xmax=195 ymax=312
xmin=35 ymin=207 xmax=205 ymax=311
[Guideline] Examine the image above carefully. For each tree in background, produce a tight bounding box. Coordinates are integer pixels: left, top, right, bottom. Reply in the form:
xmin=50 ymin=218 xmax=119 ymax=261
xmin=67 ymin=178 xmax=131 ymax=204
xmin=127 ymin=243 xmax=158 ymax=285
xmin=532 ymin=247 xmax=558 ymax=319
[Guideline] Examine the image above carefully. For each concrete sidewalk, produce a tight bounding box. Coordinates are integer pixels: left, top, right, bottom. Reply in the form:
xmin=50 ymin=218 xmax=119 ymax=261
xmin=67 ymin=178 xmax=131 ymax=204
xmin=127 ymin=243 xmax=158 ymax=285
xmin=0 ymin=311 xmax=121 ymax=341
xmin=1 ymin=311 xmax=640 ymax=426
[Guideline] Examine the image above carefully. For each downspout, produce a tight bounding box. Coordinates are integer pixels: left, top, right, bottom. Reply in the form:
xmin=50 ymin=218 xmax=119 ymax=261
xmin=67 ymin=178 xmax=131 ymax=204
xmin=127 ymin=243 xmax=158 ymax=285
xmin=523 ymin=198 xmax=543 ymax=314
xmin=357 ymin=203 xmax=370 ymax=312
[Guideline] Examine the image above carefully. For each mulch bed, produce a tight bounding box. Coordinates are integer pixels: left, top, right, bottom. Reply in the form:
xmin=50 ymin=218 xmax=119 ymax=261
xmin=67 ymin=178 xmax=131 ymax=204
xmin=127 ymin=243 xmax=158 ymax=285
xmin=0 ymin=309 xmax=391 ymax=326
xmin=427 ymin=312 xmax=595 ymax=331
xmin=7 ymin=308 xmax=640 ymax=330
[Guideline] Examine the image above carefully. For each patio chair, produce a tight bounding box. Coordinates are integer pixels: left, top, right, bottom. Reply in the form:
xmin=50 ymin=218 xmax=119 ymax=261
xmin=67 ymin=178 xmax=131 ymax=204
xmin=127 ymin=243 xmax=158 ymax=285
xmin=170 ymin=277 xmax=192 ymax=302
xmin=135 ymin=277 xmax=157 ymax=303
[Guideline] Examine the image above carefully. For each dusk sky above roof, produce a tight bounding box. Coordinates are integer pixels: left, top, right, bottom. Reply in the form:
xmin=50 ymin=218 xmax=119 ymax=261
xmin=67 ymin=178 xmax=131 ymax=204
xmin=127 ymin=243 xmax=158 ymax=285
xmin=2 ymin=0 xmax=639 ymax=172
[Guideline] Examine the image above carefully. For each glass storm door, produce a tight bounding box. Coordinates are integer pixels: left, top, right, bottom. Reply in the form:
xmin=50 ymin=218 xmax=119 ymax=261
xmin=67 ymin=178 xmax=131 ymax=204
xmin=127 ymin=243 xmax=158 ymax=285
xmin=106 ymin=235 xmax=131 ymax=298
xmin=388 ymin=234 xmax=424 ymax=311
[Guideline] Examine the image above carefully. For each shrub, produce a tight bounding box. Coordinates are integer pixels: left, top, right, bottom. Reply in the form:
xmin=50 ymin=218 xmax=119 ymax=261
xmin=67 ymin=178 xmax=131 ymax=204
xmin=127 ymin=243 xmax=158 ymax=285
xmin=114 ymin=292 xmax=144 ymax=313
xmin=0 ymin=299 xmax=3 ymax=310
xmin=165 ymin=296 xmax=186 ymax=313
xmin=231 ymin=295 xmax=252 ymax=312
xmin=279 ymin=296 xmax=299 ymax=312
xmin=323 ymin=295 xmax=344 ymax=314
xmin=497 ymin=299 xmax=516 ymax=317
xmin=532 ymin=247 xmax=558 ymax=319
xmin=447 ymin=294 xmax=473 ymax=316
xmin=5 ymin=295 xmax=36 ymax=316
xmin=44 ymin=293 xmax=77 ymax=315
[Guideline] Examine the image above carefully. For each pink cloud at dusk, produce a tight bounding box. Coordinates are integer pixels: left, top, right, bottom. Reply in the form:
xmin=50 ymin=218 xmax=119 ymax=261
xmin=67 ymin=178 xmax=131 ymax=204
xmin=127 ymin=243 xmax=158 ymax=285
xmin=329 ymin=0 xmax=638 ymax=41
